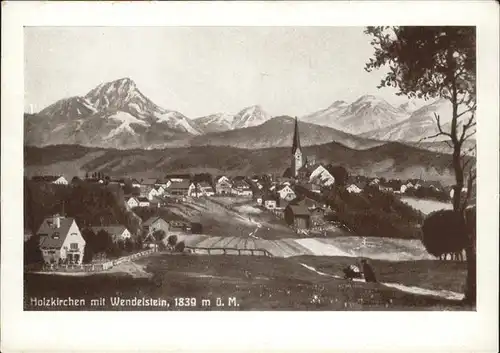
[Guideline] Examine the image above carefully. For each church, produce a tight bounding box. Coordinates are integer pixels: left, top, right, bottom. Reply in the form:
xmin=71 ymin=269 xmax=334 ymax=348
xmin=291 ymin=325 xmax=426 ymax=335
xmin=283 ymin=117 xmax=306 ymax=178
xmin=282 ymin=117 xmax=336 ymax=187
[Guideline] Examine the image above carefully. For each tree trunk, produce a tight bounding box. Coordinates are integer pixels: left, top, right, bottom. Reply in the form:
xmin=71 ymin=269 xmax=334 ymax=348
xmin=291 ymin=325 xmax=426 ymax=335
xmin=463 ymin=207 xmax=477 ymax=305
xmin=464 ymin=242 xmax=476 ymax=305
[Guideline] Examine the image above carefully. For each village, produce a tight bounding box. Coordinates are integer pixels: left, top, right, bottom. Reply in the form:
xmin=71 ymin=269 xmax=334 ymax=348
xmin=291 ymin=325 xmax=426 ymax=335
xmin=24 ymin=118 xmax=461 ymax=270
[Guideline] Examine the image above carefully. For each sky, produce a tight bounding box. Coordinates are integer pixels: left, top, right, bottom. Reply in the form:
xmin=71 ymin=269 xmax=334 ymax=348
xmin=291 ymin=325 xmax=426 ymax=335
xmin=24 ymin=26 xmax=409 ymax=118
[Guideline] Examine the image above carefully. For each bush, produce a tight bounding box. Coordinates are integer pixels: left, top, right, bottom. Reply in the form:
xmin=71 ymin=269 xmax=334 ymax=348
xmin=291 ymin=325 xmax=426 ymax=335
xmin=421 ymin=209 xmax=468 ymax=257
xmin=167 ymin=235 xmax=178 ymax=247
xmin=174 ymin=241 xmax=186 ymax=253
xmin=322 ymin=185 xmax=424 ymax=239
xmin=24 ymin=235 xmax=44 ymax=265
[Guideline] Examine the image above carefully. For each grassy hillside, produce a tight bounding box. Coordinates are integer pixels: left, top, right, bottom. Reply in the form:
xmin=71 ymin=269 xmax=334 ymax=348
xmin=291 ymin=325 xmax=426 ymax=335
xmin=24 ymin=253 xmax=469 ymax=310
xmin=24 ymin=142 xmax=463 ymax=185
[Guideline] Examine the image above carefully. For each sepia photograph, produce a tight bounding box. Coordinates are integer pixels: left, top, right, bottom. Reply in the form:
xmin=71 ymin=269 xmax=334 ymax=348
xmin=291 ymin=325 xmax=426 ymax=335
xmin=22 ymin=25 xmax=478 ymax=311
xmin=1 ymin=1 xmax=498 ymax=352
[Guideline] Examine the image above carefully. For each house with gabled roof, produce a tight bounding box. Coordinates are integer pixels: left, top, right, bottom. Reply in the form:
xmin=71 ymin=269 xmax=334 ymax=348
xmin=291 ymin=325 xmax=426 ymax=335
xmin=36 ymin=215 xmax=86 ymax=264
xmin=215 ymin=176 xmax=233 ymax=195
xmin=32 ymin=175 xmax=69 ymax=185
xmin=141 ymin=186 xmax=159 ymax=200
xmin=136 ymin=197 xmax=150 ymax=207
xmin=130 ymin=179 xmax=142 ymax=188
xmin=284 ymin=204 xmax=311 ymax=229
xmin=141 ymin=178 xmax=158 ymax=186
xmin=308 ymin=164 xmax=335 ymax=187
xmin=262 ymin=193 xmax=278 ymax=209
xmin=167 ymin=180 xmax=194 ymax=197
xmin=277 ymin=185 xmax=296 ymax=201
xmin=126 ymin=196 xmax=139 ymax=208
xmin=155 ymin=178 xmax=171 ymax=188
xmin=346 ymin=184 xmax=363 ymax=194
xmin=142 ymin=216 xmax=170 ymax=237
xmin=232 ymin=179 xmax=252 ymax=197
xmin=91 ymin=225 xmax=132 ymax=242
xmin=198 ymin=181 xmax=215 ymax=196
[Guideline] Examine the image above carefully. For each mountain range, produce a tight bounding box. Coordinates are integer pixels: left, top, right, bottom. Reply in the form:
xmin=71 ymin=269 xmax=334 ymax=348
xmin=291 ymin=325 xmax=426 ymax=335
xmin=25 ymin=77 xmax=475 ymax=152
xmin=24 ymin=142 xmax=462 ymax=186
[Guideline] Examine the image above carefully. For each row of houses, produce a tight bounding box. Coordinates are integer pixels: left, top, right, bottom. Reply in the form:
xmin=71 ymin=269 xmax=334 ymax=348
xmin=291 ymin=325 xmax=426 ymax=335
xmin=29 ymin=212 xmax=186 ymax=265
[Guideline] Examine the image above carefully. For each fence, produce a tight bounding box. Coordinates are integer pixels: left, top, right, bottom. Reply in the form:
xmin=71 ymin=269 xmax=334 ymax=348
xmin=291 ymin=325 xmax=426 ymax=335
xmin=31 ymin=249 xmax=157 ymax=273
xmin=185 ymin=246 xmax=273 ymax=257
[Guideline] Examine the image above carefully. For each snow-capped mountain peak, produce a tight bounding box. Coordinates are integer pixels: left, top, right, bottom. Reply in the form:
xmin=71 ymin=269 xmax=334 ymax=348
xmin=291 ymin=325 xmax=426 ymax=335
xmin=26 ymin=77 xmax=203 ymax=149
xmin=232 ymin=105 xmax=271 ymax=129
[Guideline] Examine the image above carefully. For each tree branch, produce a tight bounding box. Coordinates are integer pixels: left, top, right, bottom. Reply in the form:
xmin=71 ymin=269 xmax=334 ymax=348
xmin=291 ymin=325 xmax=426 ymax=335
xmin=456 ymin=104 xmax=477 ymax=119
xmin=433 ymin=113 xmax=453 ymax=139
xmin=459 ymin=111 xmax=476 ymax=144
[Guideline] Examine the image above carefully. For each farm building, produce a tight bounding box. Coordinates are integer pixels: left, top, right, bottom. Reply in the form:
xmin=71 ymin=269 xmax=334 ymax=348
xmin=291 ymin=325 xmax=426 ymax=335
xmin=36 ymin=215 xmax=86 ymax=264
xmin=284 ymin=205 xmax=311 ymax=229
xmin=167 ymin=180 xmax=194 ymax=197
xmin=143 ymin=216 xmax=170 ymax=237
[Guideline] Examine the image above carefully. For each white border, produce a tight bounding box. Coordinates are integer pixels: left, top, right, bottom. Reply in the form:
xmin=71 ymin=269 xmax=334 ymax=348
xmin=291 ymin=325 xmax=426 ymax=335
xmin=2 ymin=1 xmax=499 ymax=352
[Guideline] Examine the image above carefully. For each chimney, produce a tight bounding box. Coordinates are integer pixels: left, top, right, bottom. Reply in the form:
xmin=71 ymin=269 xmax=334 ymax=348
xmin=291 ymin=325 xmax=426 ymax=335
xmin=53 ymin=214 xmax=60 ymax=228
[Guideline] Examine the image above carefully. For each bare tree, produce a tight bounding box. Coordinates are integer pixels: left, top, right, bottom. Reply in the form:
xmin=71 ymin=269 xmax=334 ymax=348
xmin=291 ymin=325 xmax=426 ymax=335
xmin=365 ymin=26 xmax=476 ymax=304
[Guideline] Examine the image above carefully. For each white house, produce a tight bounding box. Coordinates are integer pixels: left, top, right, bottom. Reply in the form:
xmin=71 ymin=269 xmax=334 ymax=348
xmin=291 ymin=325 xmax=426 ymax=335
xmin=232 ymin=180 xmax=253 ymax=197
xmin=131 ymin=179 xmax=142 ymax=188
xmin=215 ymin=176 xmax=231 ymax=184
xmin=32 ymin=175 xmax=69 ymax=185
xmin=370 ymin=178 xmax=381 ymax=185
xmin=155 ymin=179 xmax=172 ymax=189
xmin=400 ymin=184 xmax=408 ymax=193
xmin=264 ymin=199 xmax=277 ymax=209
xmin=36 ymin=215 xmax=86 ymax=264
xmin=154 ymin=185 xmax=166 ymax=195
xmin=91 ymin=225 xmax=132 ymax=242
xmin=346 ymin=184 xmax=363 ymax=194
xmin=263 ymin=194 xmax=277 ymax=209
xmin=198 ymin=182 xmax=215 ymax=196
xmin=278 ymin=185 xmax=296 ymax=201
xmin=136 ymin=197 xmax=150 ymax=207
xmin=126 ymin=197 xmax=139 ymax=208
xmin=309 ymin=165 xmax=335 ymax=187
xmin=143 ymin=187 xmax=159 ymax=201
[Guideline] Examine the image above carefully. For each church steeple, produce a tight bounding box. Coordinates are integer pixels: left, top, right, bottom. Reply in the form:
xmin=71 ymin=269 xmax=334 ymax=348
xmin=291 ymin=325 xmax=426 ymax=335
xmin=291 ymin=116 xmax=305 ymax=178
xmin=292 ymin=116 xmax=301 ymax=154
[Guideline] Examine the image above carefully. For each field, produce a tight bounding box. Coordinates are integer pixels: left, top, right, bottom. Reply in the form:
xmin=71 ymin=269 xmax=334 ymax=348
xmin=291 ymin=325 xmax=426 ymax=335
xmin=162 ymin=196 xmax=435 ymax=261
xmin=165 ymin=196 xmax=299 ymax=240
xmin=400 ymin=196 xmax=453 ymax=215
xmin=24 ymin=194 xmax=471 ymax=311
xmin=24 ymin=253 xmax=469 ymax=311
